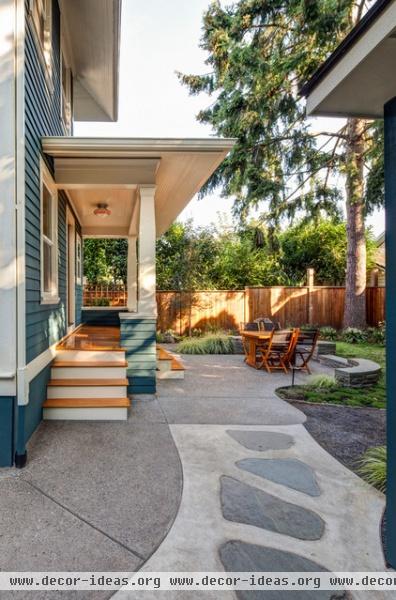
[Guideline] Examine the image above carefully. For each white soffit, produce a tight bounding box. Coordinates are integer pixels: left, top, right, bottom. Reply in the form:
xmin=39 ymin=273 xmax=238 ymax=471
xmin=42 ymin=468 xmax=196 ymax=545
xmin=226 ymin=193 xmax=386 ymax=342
xmin=59 ymin=0 xmax=121 ymax=122
xmin=305 ymin=1 xmax=396 ymax=118
xmin=42 ymin=137 xmax=236 ymax=236
xmin=67 ymin=188 xmax=138 ymax=237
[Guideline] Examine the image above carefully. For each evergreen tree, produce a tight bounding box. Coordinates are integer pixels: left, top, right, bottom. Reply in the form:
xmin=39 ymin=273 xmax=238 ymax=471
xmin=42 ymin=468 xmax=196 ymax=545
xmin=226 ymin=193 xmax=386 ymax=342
xmin=179 ymin=0 xmax=383 ymax=327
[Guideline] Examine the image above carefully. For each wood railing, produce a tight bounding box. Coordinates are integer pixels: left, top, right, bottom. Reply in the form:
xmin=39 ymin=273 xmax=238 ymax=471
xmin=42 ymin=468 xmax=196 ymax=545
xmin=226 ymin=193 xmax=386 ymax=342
xmin=83 ymin=285 xmax=385 ymax=333
xmin=83 ymin=284 xmax=127 ymax=307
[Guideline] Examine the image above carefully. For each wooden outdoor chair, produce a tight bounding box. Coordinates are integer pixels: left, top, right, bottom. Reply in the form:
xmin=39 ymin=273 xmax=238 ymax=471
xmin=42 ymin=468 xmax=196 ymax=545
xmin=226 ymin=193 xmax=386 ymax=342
xmin=257 ymin=328 xmax=299 ymax=373
xmin=295 ymin=328 xmax=320 ymax=374
xmin=254 ymin=317 xmax=275 ymax=332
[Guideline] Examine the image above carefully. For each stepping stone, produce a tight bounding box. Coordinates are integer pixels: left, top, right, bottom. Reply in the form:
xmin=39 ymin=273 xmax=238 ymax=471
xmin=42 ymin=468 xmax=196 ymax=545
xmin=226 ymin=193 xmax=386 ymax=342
xmin=236 ymin=458 xmax=320 ymax=497
xmin=226 ymin=430 xmax=294 ymax=451
xmin=220 ymin=476 xmax=324 ymax=541
xmin=220 ymin=540 xmax=347 ymax=599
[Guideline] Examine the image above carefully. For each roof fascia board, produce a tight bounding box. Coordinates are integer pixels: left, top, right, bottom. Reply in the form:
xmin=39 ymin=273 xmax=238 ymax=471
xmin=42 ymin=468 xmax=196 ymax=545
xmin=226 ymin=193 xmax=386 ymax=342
xmin=305 ymin=1 xmax=396 ymax=115
xmin=42 ymin=137 xmax=237 ymax=158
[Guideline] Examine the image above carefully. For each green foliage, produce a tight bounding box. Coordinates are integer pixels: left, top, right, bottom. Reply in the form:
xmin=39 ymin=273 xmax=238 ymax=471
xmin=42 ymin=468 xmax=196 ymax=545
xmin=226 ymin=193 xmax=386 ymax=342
xmin=319 ymin=326 xmax=338 ymax=341
xmin=279 ymin=220 xmax=347 ymax=285
xmin=278 ymin=342 xmax=385 ymax=408
xmin=177 ymin=333 xmax=234 ymax=354
xmin=91 ymin=297 xmax=110 ymax=307
xmin=84 ymin=239 xmax=128 ymax=284
xmin=156 ymin=217 xmax=355 ymax=290
xmin=178 ymin=0 xmax=383 ymax=223
xmin=366 ymin=322 xmax=386 ymax=346
xmin=357 ymin=446 xmax=386 ymax=492
xmin=306 ymin=374 xmax=337 ymax=389
xmin=341 ymin=327 xmax=368 ymax=344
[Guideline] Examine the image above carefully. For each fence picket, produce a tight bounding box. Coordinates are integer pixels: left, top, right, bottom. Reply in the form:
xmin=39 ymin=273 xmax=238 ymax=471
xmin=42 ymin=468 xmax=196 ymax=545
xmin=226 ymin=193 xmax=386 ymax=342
xmin=83 ymin=285 xmax=385 ymax=331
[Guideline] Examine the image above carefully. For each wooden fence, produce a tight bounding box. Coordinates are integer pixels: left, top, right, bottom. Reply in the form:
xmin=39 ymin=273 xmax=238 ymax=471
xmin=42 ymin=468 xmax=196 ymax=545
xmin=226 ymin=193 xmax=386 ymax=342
xmin=83 ymin=285 xmax=385 ymax=333
xmin=83 ymin=284 xmax=127 ymax=307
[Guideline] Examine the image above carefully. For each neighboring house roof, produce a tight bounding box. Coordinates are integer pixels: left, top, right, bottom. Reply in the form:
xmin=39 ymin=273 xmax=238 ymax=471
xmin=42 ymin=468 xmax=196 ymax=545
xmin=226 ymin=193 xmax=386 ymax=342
xmin=300 ymin=0 xmax=396 ymax=117
xmin=41 ymin=136 xmax=236 ymax=236
xmin=59 ymin=0 xmax=121 ymax=122
xmin=375 ymin=232 xmax=386 ymax=269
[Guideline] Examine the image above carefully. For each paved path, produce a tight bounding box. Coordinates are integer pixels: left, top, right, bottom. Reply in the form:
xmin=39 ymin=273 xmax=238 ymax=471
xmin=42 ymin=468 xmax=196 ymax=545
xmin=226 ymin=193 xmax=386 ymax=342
xmin=0 ymin=352 xmax=390 ymax=599
xmin=117 ymin=354 xmax=389 ymax=600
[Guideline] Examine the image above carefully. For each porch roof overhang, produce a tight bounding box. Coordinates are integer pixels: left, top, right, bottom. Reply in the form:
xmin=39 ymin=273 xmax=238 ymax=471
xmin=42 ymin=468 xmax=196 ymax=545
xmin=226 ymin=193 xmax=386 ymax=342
xmin=300 ymin=0 xmax=396 ymax=118
xmin=59 ymin=0 xmax=121 ymax=122
xmin=41 ymin=137 xmax=236 ymax=237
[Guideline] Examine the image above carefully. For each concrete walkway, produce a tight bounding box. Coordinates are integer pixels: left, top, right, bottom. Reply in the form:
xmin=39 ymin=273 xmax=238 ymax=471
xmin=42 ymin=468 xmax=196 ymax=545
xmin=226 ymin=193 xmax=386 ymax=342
xmin=121 ymin=354 xmax=389 ymax=600
xmin=0 ymin=352 xmax=389 ymax=599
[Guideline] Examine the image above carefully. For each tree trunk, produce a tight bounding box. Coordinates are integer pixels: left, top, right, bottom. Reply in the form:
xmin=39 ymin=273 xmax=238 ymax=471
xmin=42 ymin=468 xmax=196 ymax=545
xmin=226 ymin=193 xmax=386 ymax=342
xmin=343 ymin=117 xmax=367 ymax=329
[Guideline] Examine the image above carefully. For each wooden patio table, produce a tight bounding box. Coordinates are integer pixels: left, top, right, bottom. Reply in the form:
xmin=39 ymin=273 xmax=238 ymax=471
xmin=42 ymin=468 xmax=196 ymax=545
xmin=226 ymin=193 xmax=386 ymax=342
xmin=241 ymin=330 xmax=272 ymax=369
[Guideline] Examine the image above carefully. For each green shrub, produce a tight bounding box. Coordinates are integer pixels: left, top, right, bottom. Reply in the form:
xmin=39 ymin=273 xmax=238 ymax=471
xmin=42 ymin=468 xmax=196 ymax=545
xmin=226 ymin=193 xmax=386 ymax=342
xmin=357 ymin=446 xmax=386 ymax=492
xmin=366 ymin=322 xmax=386 ymax=345
xmin=306 ymin=374 xmax=337 ymax=389
xmin=319 ymin=326 xmax=338 ymax=341
xmin=156 ymin=329 xmax=179 ymax=343
xmin=341 ymin=327 xmax=367 ymax=344
xmin=177 ymin=333 xmax=234 ymax=355
xmin=156 ymin=331 xmax=167 ymax=343
xmin=91 ymin=297 xmax=110 ymax=307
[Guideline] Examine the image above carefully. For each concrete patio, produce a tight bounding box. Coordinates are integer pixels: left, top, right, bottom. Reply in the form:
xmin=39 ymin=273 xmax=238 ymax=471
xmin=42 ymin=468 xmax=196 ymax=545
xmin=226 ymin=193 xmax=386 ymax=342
xmin=0 ymin=353 xmax=389 ymax=599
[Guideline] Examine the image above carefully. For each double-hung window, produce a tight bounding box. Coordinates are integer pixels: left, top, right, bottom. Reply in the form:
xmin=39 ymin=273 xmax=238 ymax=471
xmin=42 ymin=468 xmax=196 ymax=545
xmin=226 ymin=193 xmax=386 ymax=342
xmin=40 ymin=162 xmax=59 ymax=304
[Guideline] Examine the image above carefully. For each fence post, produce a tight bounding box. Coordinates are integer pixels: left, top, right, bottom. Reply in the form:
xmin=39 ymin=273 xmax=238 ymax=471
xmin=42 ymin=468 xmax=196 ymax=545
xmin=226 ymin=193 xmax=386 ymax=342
xmin=307 ymin=268 xmax=315 ymax=325
xmin=244 ymin=287 xmax=250 ymax=324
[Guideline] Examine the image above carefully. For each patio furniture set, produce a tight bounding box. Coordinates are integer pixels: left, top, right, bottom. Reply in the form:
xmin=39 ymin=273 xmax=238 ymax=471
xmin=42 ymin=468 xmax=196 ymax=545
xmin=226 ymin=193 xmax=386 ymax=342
xmin=240 ymin=318 xmax=319 ymax=374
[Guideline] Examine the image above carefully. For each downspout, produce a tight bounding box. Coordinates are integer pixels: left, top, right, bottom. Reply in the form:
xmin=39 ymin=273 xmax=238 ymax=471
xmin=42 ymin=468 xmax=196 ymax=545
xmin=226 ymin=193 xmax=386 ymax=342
xmin=14 ymin=0 xmax=27 ymax=468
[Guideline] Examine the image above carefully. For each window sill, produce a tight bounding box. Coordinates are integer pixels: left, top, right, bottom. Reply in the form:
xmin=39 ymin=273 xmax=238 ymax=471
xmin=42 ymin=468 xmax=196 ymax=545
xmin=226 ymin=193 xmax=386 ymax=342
xmin=40 ymin=296 xmax=60 ymax=306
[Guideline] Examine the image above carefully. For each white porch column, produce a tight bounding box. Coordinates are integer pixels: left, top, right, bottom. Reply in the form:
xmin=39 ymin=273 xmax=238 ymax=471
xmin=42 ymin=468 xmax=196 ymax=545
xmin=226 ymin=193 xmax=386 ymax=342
xmin=138 ymin=186 xmax=157 ymax=316
xmin=127 ymin=235 xmax=138 ymax=311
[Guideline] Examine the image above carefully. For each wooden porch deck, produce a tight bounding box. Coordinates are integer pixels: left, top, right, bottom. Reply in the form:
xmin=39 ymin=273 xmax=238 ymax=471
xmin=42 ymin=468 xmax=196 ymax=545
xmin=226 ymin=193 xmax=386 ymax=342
xmin=57 ymin=325 xmax=123 ymax=352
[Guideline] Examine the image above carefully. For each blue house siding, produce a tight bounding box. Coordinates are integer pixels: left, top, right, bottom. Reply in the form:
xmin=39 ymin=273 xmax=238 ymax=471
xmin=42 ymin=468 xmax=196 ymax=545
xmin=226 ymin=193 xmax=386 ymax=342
xmin=0 ymin=398 xmax=16 ymax=467
xmin=120 ymin=318 xmax=157 ymax=394
xmin=25 ymin=364 xmax=52 ymax=444
xmin=25 ymin=0 xmax=68 ymax=365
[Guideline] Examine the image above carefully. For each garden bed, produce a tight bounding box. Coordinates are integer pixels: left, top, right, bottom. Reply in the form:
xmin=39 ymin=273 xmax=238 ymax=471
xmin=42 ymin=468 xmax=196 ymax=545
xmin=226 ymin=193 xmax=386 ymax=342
xmin=286 ymin=400 xmax=386 ymax=474
xmin=277 ymin=341 xmax=386 ymax=477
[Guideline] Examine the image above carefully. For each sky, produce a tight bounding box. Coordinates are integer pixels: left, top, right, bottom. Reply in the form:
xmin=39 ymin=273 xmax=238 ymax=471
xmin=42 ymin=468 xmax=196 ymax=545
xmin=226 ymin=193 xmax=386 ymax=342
xmin=75 ymin=0 xmax=384 ymax=237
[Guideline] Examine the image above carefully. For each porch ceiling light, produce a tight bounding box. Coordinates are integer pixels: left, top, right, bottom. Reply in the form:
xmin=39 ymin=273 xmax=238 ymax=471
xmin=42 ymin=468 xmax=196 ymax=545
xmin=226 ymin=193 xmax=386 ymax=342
xmin=93 ymin=203 xmax=111 ymax=218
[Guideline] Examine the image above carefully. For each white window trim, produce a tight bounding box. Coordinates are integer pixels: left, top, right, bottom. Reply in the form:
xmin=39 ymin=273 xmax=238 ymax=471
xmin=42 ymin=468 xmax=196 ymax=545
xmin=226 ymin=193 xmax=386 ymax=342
xmin=60 ymin=36 xmax=72 ymax=134
xmin=76 ymin=233 xmax=82 ymax=285
xmin=40 ymin=159 xmax=59 ymax=305
xmin=28 ymin=0 xmax=53 ymax=92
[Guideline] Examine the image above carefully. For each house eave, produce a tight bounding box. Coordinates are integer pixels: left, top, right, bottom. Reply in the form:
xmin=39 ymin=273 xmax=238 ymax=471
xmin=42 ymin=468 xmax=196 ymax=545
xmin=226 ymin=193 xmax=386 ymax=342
xmin=301 ymin=0 xmax=396 ymax=117
xmin=59 ymin=0 xmax=121 ymax=122
xmin=42 ymin=137 xmax=236 ymax=236
xmin=41 ymin=137 xmax=236 ymax=157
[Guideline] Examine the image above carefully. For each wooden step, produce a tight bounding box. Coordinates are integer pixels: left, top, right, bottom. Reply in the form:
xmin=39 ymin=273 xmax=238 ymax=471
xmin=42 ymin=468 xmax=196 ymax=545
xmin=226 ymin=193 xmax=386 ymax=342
xmin=53 ymin=360 xmax=128 ymax=368
xmin=56 ymin=350 xmax=126 ymax=362
xmin=157 ymin=347 xmax=174 ymax=361
xmin=171 ymin=358 xmax=184 ymax=371
xmin=48 ymin=378 xmax=128 ymax=387
xmin=43 ymin=397 xmax=131 ymax=408
xmin=156 ymin=347 xmax=185 ymax=380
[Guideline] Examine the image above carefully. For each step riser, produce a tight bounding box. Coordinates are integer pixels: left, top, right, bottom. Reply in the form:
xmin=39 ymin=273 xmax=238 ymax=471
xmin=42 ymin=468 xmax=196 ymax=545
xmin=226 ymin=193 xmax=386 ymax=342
xmin=56 ymin=350 xmax=126 ymax=362
xmin=51 ymin=367 xmax=127 ymax=379
xmin=43 ymin=407 xmax=128 ymax=421
xmin=157 ymin=370 xmax=184 ymax=380
xmin=48 ymin=386 xmax=127 ymax=399
xmin=157 ymin=359 xmax=173 ymax=373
